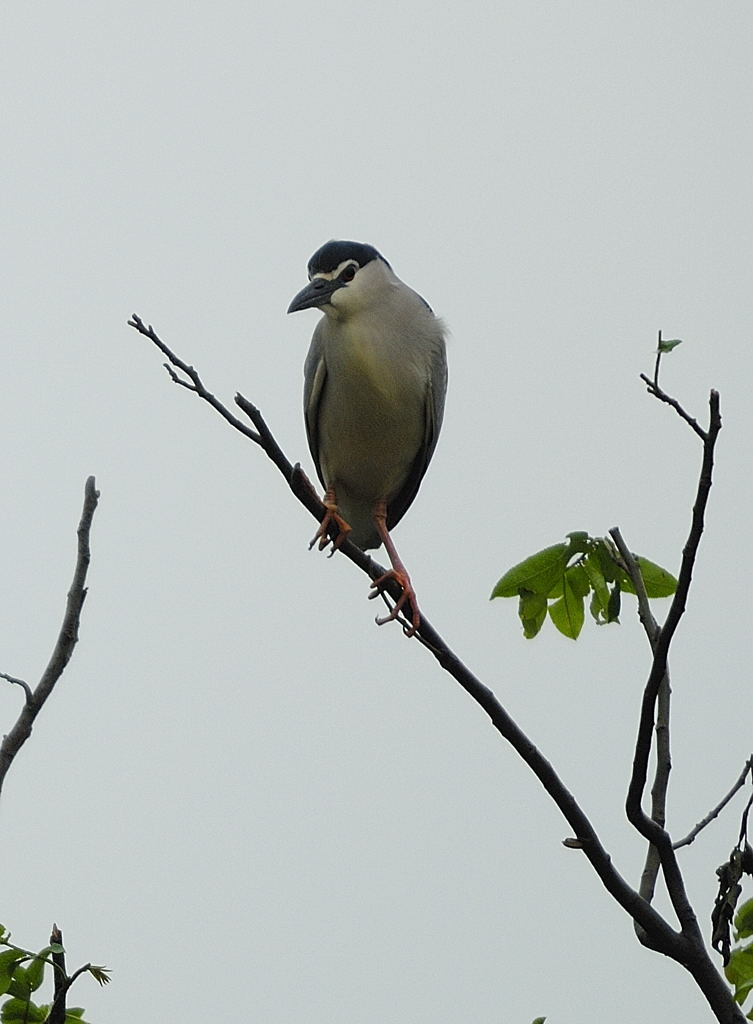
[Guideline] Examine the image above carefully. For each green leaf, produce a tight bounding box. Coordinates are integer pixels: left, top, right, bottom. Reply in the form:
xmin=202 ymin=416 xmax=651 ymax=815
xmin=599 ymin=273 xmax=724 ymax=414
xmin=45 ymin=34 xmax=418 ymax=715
xmin=7 ymin=966 xmax=31 ymax=1000
xmin=1 ymin=997 xmax=47 ymax=1023
xmin=609 ymin=554 xmax=676 ymax=598
xmin=0 ymin=952 xmax=25 ymax=998
xmin=0 ymin=952 xmax=26 ymax=970
xmin=87 ymin=964 xmax=111 ymax=986
xmin=518 ymin=590 xmax=548 ymax=639
xmin=531 ymin=1018 xmax=547 ymax=1024
xmin=658 ymin=337 xmax=683 ymax=352
xmin=65 ymin=1010 xmax=89 ymax=1023
xmin=592 ymin=540 xmax=635 ymax=595
xmin=49 ymin=943 xmax=65 ymax=955
xmin=594 ymin=540 xmax=618 ymax=583
xmin=736 ymin=899 xmax=753 ymax=940
xmin=565 ymin=562 xmax=590 ymax=599
xmin=635 ymin=557 xmax=677 ymax=597
xmin=589 ymin=589 xmax=606 ymax=624
xmin=24 ymin=948 xmax=51 ymax=993
xmin=491 ymin=544 xmax=568 ymax=599
xmin=584 ymin=552 xmax=610 ymax=618
xmin=548 ymin=575 xmax=585 ymax=639
xmin=0 ymin=1000 xmax=26 ymax=1024
xmin=726 ymin=943 xmax=753 ymax=1005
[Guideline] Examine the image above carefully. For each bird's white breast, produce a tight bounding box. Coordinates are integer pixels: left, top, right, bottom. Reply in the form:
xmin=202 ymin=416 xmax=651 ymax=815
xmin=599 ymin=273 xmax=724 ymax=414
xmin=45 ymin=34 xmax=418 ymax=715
xmin=317 ymin=316 xmax=426 ymax=506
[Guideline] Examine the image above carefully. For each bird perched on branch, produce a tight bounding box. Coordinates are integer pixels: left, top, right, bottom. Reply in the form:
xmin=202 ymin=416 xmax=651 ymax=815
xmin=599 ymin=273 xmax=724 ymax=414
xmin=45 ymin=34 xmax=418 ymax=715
xmin=287 ymin=239 xmax=448 ymax=635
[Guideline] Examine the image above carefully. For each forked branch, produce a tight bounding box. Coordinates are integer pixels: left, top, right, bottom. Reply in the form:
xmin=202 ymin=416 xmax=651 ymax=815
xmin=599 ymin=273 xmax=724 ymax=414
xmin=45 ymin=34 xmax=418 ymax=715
xmin=129 ymin=316 xmax=742 ymax=1022
xmin=625 ymin=386 xmax=721 ymax=932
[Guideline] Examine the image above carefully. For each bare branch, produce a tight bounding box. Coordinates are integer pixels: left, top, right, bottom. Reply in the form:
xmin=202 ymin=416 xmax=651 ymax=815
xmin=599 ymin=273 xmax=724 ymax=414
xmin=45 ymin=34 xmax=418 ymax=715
xmin=132 ymin=319 xmax=744 ymax=1021
xmin=640 ymin=372 xmax=707 ymax=441
xmin=234 ymin=392 xmax=295 ymax=483
xmin=652 ymin=334 xmax=662 ymax=389
xmin=0 ymin=477 xmax=100 ymax=798
xmin=609 ymin=528 xmax=670 ymax=910
xmin=674 ymin=757 xmax=753 ymax=850
xmin=128 ymin=315 xmax=263 ymax=446
xmin=738 ymin=788 xmax=753 ymax=847
xmin=48 ymin=924 xmax=67 ymax=1024
xmin=131 ymin=316 xmax=686 ymax=952
xmin=608 ymin=528 xmax=660 ymax=648
xmin=641 ymin=334 xmax=707 ymax=439
xmin=626 ymin=389 xmax=722 ymax=942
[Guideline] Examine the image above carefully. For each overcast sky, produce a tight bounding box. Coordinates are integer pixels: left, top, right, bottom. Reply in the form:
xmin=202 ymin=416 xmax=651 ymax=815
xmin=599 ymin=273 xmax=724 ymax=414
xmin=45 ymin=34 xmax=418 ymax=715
xmin=2 ymin=2 xmax=752 ymax=1022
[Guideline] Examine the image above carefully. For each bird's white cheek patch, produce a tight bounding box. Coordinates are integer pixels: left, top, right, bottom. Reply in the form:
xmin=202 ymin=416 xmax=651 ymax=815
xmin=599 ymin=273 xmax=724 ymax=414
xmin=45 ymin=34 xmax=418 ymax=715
xmin=310 ymin=261 xmax=354 ymax=283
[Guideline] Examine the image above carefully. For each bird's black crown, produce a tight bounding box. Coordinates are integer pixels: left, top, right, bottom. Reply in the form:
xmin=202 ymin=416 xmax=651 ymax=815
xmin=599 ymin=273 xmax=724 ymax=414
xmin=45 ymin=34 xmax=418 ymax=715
xmin=307 ymin=240 xmax=389 ymax=277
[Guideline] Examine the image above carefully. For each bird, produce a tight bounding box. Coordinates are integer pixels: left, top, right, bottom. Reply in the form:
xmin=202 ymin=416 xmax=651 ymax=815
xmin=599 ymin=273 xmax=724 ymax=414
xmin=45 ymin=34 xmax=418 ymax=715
xmin=287 ymin=239 xmax=448 ymax=636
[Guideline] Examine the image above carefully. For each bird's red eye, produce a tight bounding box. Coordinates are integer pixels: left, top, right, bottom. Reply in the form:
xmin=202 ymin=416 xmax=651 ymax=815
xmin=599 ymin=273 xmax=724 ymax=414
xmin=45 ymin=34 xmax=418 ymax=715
xmin=341 ymin=264 xmax=357 ymax=282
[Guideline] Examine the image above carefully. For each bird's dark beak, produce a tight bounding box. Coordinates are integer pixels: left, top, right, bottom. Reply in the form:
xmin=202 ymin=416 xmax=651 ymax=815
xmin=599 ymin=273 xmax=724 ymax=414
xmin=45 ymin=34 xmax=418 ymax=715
xmin=287 ymin=277 xmax=341 ymax=313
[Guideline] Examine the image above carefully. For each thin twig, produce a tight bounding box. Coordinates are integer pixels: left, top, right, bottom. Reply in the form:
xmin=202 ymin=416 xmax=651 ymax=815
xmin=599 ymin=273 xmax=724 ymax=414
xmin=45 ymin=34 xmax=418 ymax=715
xmin=0 ymin=477 xmax=100 ymax=798
xmin=234 ymin=393 xmax=294 ymax=482
xmin=129 ymin=317 xmax=412 ymax=618
xmin=128 ymin=315 xmax=263 ymax=446
xmin=640 ymin=372 xmax=708 ymax=441
xmin=738 ymin=789 xmax=753 ymax=846
xmin=642 ymin=336 xmax=707 ymax=440
xmin=0 ymin=673 xmax=33 ymax=705
xmin=653 ymin=331 xmax=663 ymax=389
xmin=674 ymin=757 xmax=753 ymax=849
xmin=626 ymin=389 xmax=722 ymax=940
xmin=608 ymin=529 xmax=660 ymax=648
xmin=609 ymin=528 xmax=669 ymax=909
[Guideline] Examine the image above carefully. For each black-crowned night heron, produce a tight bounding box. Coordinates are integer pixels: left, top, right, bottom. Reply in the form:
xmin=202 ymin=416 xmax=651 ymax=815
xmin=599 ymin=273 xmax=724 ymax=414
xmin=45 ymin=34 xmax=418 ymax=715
xmin=287 ymin=239 xmax=448 ymax=635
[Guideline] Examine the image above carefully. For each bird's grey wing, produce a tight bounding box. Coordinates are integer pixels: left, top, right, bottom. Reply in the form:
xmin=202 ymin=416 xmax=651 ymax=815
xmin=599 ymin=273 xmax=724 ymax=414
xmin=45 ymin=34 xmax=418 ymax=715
xmin=387 ymin=339 xmax=448 ymax=531
xmin=303 ymin=322 xmax=328 ymax=490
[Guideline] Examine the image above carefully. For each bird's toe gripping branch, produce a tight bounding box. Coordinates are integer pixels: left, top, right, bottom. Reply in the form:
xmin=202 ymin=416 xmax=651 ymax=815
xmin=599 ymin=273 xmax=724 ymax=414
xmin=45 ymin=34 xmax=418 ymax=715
xmin=309 ymin=491 xmax=352 ymax=554
xmin=369 ymin=500 xmax=422 ymax=636
xmin=368 ymin=567 xmax=421 ymax=637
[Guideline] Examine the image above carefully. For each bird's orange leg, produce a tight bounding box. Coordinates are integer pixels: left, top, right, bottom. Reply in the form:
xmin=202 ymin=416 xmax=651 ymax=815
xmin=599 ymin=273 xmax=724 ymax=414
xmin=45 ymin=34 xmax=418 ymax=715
xmin=309 ymin=488 xmax=352 ymax=552
xmin=368 ymin=500 xmax=421 ymax=636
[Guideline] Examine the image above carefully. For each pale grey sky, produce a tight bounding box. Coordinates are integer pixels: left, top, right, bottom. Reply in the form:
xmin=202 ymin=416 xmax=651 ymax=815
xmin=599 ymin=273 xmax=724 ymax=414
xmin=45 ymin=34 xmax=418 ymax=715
xmin=2 ymin=2 xmax=752 ymax=1021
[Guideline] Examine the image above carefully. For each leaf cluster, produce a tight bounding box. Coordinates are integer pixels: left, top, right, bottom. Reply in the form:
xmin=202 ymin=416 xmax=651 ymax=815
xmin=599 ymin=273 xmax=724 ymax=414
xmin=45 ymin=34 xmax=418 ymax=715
xmin=724 ymin=892 xmax=753 ymax=1019
xmin=491 ymin=533 xmax=677 ymax=639
xmin=0 ymin=926 xmax=108 ymax=1024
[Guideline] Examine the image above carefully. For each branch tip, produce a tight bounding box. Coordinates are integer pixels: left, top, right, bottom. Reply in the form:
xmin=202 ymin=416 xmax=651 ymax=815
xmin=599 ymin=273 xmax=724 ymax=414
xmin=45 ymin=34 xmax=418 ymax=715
xmin=0 ymin=476 xmax=99 ymax=796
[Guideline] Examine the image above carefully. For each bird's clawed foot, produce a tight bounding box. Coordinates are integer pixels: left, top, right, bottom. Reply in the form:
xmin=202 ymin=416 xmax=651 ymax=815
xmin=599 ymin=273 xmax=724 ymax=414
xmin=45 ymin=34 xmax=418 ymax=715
xmin=309 ymin=502 xmax=352 ymax=554
xmin=369 ymin=568 xmax=421 ymax=637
